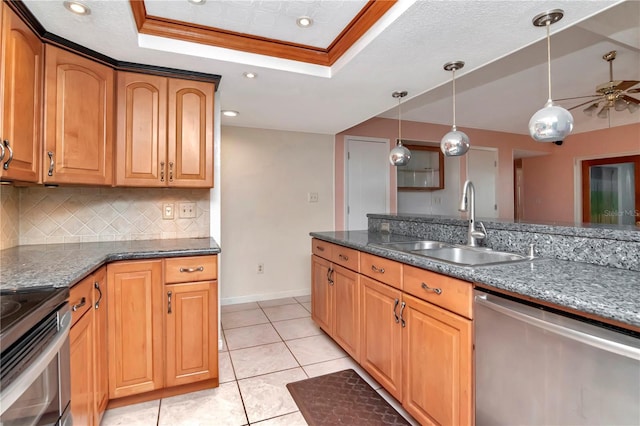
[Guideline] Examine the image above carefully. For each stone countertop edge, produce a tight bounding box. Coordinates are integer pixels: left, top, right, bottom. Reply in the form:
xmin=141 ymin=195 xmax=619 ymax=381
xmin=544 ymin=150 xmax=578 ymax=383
xmin=0 ymin=237 xmax=221 ymax=291
xmin=310 ymin=231 xmax=640 ymax=330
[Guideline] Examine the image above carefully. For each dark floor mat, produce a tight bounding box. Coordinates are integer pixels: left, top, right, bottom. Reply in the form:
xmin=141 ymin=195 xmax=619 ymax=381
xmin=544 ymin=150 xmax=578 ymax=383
xmin=286 ymin=369 xmax=411 ymax=426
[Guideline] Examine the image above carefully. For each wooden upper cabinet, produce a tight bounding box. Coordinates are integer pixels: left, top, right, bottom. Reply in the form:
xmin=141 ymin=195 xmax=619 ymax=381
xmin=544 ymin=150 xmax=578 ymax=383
xmin=0 ymin=4 xmax=42 ymax=182
xmin=43 ymin=45 xmax=114 ymax=185
xmin=116 ymin=72 xmax=214 ymax=188
xmin=167 ymin=79 xmax=213 ymax=187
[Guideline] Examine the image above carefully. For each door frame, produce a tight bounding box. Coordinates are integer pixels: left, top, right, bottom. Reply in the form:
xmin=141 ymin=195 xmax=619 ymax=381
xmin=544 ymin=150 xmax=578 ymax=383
xmin=344 ymin=135 xmax=391 ymax=230
xmin=465 ymin=146 xmax=499 ymax=218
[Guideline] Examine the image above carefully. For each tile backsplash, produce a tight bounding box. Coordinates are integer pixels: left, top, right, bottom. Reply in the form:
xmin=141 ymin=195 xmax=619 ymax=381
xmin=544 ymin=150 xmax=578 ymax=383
xmin=1 ymin=186 xmax=210 ymax=248
xmin=1 ymin=186 xmax=20 ymax=250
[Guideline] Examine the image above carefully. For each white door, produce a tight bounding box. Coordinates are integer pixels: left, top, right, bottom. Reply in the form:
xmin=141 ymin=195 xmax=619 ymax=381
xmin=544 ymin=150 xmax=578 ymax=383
xmin=346 ymin=137 xmax=390 ymax=230
xmin=467 ymin=148 xmax=498 ymax=218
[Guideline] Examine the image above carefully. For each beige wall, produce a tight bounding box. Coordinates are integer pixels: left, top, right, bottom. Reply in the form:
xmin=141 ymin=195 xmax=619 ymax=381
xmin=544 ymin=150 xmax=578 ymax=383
xmin=220 ymin=126 xmax=334 ymax=304
xmin=0 ymin=187 xmax=210 ymax=247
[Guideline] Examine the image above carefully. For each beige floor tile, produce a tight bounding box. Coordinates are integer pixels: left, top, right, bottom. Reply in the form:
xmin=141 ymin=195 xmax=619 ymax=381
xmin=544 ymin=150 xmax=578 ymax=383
xmin=257 ymin=297 xmax=299 ymax=308
xmin=251 ymin=411 xmax=308 ymax=425
xmin=294 ymin=295 xmax=311 ymax=303
xmin=376 ymin=387 xmax=420 ymax=426
xmin=101 ymin=399 xmax=159 ymax=426
xmin=238 ymin=368 xmax=308 ymax=424
xmin=158 ymin=382 xmax=247 ymax=426
xmin=220 ymin=330 xmax=228 ymax=352
xmin=230 ymin=342 xmax=299 ymax=379
xmin=286 ymin=334 xmax=347 ymax=366
xmin=303 ymin=358 xmax=382 ymax=390
xmin=301 ymin=302 xmax=311 ymax=313
xmin=219 ymin=351 xmax=236 ymax=384
xmin=272 ymin=317 xmax=321 ymax=341
xmin=262 ymin=304 xmax=310 ymax=322
xmin=221 ymin=301 xmax=260 ymax=313
xmin=222 ymin=308 xmax=269 ymax=329
xmin=225 ymin=323 xmax=282 ymax=350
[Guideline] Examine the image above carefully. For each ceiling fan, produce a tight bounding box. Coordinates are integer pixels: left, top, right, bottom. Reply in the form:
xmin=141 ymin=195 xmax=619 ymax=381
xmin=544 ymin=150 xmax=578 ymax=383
xmin=557 ymin=50 xmax=640 ymax=119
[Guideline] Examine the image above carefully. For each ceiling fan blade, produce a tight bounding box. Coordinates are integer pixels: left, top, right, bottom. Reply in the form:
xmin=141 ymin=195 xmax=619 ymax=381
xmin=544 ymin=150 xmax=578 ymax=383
xmin=621 ymin=95 xmax=640 ymax=105
xmin=555 ymin=94 xmax=601 ymax=101
xmin=627 ymin=88 xmax=640 ymax=93
xmin=613 ymin=80 xmax=640 ymax=91
xmin=568 ymin=99 xmax=601 ymax=111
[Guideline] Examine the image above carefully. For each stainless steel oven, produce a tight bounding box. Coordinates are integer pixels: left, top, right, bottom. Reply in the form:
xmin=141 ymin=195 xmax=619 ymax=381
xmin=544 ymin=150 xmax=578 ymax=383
xmin=0 ymin=287 xmax=71 ymax=426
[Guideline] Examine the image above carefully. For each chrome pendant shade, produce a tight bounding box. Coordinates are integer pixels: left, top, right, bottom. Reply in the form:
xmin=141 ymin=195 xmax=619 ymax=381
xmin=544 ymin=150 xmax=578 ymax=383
xmin=528 ymin=9 xmax=574 ymax=143
xmin=389 ymin=91 xmax=411 ymax=166
xmin=441 ymin=61 xmax=469 ymax=157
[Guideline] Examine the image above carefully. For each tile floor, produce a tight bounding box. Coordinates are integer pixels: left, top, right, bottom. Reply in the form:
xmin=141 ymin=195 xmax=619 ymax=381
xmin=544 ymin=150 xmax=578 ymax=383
xmin=101 ymin=296 xmax=418 ymax=425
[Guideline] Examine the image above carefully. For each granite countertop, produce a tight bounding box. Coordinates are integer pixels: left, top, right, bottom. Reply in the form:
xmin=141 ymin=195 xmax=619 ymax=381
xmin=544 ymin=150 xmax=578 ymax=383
xmin=0 ymin=237 xmax=221 ymax=291
xmin=311 ymin=230 xmax=640 ymax=330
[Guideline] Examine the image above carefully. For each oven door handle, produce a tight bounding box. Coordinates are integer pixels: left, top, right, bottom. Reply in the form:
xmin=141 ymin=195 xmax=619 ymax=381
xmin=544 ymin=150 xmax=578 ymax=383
xmin=0 ymin=309 xmax=72 ymax=415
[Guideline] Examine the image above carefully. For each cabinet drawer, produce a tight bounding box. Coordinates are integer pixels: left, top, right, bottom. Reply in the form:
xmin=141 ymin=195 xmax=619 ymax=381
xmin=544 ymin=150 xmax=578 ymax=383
xmin=360 ymin=253 xmax=402 ymax=289
xmin=165 ymin=255 xmax=217 ymax=284
xmin=331 ymin=245 xmax=360 ymax=272
xmin=70 ymin=275 xmax=93 ymax=327
xmin=312 ymin=238 xmax=333 ymax=260
xmin=403 ymin=265 xmax=472 ymax=319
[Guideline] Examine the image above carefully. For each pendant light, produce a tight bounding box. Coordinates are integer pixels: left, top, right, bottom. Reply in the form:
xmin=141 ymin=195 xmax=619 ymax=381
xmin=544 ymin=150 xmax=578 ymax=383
xmin=440 ymin=61 xmax=469 ymax=157
xmin=389 ymin=91 xmax=411 ymax=166
xmin=528 ymin=9 xmax=573 ymax=143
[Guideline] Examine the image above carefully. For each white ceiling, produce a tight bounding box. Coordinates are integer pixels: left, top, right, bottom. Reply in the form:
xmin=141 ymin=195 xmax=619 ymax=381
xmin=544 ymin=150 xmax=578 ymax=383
xmin=23 ymin=0 xmax=640 ymax=136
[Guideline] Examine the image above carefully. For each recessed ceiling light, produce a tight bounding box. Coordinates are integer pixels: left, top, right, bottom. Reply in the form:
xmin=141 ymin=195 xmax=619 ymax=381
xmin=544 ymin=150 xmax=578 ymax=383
xmin=222 ymin=110 xmax=239 ymax=117
xmin=187 ymin=0 xmax=206 ymax=4
xmin=296 ymin=16 xmax=313 ymax=28
xmin=63 ymin=1 xmax=90 ymax=15
xmin=243 ymin=72 xmax=257 ymax=79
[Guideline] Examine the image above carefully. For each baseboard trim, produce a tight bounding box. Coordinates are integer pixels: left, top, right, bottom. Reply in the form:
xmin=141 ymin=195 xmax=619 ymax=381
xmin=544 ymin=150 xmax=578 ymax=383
xmin=221 ymin=289 xmax=311 ymax=306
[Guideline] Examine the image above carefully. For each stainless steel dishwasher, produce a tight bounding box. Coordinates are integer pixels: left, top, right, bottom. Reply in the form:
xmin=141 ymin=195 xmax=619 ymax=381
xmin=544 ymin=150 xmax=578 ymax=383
xmin=474 ymin=290 xmax=640 ymax=426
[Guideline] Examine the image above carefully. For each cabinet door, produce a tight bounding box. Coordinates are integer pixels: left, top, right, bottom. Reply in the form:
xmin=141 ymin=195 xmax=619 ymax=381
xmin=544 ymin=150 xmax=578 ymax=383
xmin=0 ymin=5 xmax=42 ymax=182
xmin=167 ymin=78 xmax=213 ymax=188
xmin=165 ymin=280 xmax=218 ymax=387
xmin=332 ymin=265 xmax=360 ymax=361
xmin=402 ymin=293 xmax=472 ymax=426
xmin=116 ymin=72 xmax=167 ymax=187
xmin=311 ymin=255 xmax=332 ymax=333
xmin=107 ymin=260 xmax=163 ymax=398
xmin=92 ymin=267 xmax=108 ymax=424
xmin=43 ymin=45 xmax=113 ymax=185
xmin=360 ymin=276 xmax=403 ymax=400
xmin=70 ymin=310 xmax=94 ymax=426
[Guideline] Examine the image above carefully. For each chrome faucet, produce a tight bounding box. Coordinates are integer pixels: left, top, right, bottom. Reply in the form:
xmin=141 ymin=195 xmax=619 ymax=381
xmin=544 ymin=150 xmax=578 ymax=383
xmin=459 ymin=180 xmax=486 ymax=247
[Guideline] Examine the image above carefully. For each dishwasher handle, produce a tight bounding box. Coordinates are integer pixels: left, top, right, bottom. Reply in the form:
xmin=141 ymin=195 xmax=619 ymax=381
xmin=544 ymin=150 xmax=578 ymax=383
xmin=474 ymin=292 xmax=640 ymax=361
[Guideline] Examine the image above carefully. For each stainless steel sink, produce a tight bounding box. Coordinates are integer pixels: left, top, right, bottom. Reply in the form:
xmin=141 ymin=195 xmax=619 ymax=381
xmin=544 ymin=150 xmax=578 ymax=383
xmin=372 ymin=240 xmax=533 ymax=267
xmin=377 ymin=240 xmax=452 ymax=251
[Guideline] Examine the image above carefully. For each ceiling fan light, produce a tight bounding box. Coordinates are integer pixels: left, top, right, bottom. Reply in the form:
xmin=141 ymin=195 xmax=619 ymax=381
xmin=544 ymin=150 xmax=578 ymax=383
xmin=597 ymin=107 xmax=609 ymax=119
xmin=528 ymin=100 xmax=574 ymax=143
xmin=614 ymin=98 xmax=628 ymax=112
xmin=628 ymin=102 xmax=639 ymax=113
xmin=583 ymin=103 xmax=598 ymax=116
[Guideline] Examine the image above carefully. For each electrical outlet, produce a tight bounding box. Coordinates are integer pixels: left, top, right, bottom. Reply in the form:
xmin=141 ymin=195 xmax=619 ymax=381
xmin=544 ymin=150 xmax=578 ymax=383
xmin=257 ymin=263 xmax=264 ymax=274
xmin=307 ymin=192 xmax=319 ymax=203
xmin=179 ymin=202 xmax=196 ymax=218
xmin=380 ymin=222 xmax=390 ymax=232
xmin=162 ymin=203 xmax=174 ymax=220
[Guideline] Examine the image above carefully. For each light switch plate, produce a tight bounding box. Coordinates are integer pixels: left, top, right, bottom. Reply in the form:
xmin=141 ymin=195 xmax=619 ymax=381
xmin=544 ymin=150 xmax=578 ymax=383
xmin=179 ymin=202 xmax=197 ymax=218
xmin=163 ymin=203 xmax=174 ymax=220
xmin=308 ymin=192 xmax=319 ymax=203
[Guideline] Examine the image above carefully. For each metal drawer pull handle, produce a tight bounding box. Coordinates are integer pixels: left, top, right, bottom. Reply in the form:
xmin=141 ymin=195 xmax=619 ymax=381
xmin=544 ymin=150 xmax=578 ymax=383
xmin=3 ymin=141 xmax=13 ymax=170
xmin=0 ymin=142 xmax=5 ymax=163
xmin=316 ymin=246 xmax=325 ymax=252
xmin=160 ymin=161 xmax=165 ymax=182
xmin=328 ymin=268 xmax=334 ymax=286
xmin=399 ymin=301 xmax=406 ymax=328
xmin=371 ymin=265 xmax=385 ymax=274
xmin=72 ymin=297 xmax=86 ymax=312
xmin=338 ymin=254 xmax=349 ymax=261
xmin=167 ymin=291 xmax=172 ymax=314
xmin=47 ymin=151 xmax=54 ymax=176
xmin=94 ymin=282 xmax=103 ymax=309
xmin=421 ymin=283 xmax=442 ymax=295
xmin=169 ymin=162 xmax=174 ymax=182
xmin=393 ymin=298 xmax=400 ymax=323
xmin=180 ymin=266 xmax=204 ymax=273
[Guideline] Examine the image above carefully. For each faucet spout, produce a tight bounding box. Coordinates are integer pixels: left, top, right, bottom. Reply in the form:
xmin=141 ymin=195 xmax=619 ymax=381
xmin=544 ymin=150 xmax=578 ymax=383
xmin=459 ymin=180 xmax=485 ymax=246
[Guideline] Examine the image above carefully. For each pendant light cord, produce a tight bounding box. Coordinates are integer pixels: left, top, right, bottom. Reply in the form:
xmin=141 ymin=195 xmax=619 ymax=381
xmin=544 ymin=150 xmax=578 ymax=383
xmin=397 ymin=97 xmax=402 ymax=144
xmin=546 ymin=21 xmax=552 ymax=102
xmin=452 ymin=68 xmax=457 ymax=128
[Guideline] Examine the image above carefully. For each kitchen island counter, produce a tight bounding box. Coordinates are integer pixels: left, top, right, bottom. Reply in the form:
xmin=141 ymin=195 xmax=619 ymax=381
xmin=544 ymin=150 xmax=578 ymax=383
xmin=0 ymin=237 xmax=220 ymax=291
xmin=311 ymin=230 xmax=640 ymax=331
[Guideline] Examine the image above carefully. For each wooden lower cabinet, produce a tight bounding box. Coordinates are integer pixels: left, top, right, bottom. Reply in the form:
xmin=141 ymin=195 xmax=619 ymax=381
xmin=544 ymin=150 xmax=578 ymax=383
xmin=107 ymin=260 xmax=164 ymax=399
xmin=403 ymin=294 xmax=473 ymax=426
xmin=360 ymin=276 xmax=403 ymax=400
xmin=165 ymin=280 xmax=218 ymax=387
xmin=311 ymin=255 xmax=332 ymax=332
xmin=70 ymin=307 xmax=93 ymax=426
xmin=92 ymin=267 xmax=109 ymax=424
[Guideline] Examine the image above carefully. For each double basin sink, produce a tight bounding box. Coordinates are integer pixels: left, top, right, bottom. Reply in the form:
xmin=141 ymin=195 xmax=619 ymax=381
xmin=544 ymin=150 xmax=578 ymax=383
xmin=371 ymin=240 xmax=534 ymax=267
